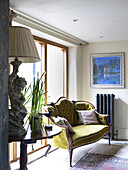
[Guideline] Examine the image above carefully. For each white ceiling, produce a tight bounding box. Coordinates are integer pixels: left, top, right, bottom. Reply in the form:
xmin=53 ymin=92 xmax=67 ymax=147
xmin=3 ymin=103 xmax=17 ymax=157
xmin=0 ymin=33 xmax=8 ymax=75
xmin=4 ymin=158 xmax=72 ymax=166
xmin=10 ymin=0 xmax=128 ymax=43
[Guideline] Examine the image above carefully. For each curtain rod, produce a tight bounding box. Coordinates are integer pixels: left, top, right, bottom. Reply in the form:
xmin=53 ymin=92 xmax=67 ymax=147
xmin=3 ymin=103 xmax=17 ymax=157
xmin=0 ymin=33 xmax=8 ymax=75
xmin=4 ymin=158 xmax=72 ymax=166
xmin=10 ymin=8 xmax=88 ymax=46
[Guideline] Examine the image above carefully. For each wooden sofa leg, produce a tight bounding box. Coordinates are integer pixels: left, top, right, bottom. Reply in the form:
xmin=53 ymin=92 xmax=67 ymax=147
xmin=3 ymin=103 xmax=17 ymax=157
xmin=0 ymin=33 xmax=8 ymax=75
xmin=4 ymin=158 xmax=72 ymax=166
xmin=69 ymin=149 xmax=73 ymax=167
xmin=108 ymin=132 xmax=111 ymax=145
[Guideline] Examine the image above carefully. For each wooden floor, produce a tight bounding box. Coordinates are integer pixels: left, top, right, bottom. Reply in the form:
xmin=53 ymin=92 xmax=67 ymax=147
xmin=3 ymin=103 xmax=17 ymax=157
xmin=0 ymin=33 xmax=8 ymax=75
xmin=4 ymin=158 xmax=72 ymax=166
xmin=10 ymin=139 xmax=128 ymax=170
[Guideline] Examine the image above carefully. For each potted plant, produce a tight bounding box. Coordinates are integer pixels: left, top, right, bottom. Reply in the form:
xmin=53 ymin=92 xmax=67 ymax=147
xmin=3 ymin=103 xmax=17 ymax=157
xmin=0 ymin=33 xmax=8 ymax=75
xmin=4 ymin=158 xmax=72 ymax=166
xmin=24 ymin=72 xmax=47 ymax=133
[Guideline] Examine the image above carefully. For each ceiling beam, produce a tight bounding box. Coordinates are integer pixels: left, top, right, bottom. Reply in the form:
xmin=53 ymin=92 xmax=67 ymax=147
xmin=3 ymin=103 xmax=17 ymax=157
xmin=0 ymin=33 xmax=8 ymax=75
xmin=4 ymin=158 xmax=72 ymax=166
xmin=10 ymin=8 xmax=88 ymax=46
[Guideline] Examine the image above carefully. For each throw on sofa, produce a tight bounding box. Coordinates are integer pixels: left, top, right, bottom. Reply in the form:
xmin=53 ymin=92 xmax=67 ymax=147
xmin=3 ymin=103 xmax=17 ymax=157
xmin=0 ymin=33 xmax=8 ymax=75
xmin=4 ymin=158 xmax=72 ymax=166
xmin=48 ymin=97 xmax=110 ymax=167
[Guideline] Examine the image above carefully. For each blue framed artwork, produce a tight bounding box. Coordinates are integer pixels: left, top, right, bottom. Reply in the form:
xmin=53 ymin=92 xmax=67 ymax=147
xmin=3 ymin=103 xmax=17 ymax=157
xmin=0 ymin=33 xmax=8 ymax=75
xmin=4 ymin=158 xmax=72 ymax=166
xmin=90 ymin=53 xmax=124 ymax=88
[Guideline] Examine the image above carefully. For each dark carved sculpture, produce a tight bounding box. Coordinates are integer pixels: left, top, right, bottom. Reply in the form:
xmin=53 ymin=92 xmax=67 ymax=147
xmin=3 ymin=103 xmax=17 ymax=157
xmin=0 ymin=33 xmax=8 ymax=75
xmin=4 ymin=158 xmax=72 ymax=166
xmin=8 ymin=58 xmax=27 ymax=136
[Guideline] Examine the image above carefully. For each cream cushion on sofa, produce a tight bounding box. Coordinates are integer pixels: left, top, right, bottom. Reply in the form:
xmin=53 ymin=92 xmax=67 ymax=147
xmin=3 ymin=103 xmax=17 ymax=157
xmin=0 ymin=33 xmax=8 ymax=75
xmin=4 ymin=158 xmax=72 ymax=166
xmin=77 ymin=109 xmax=99 ymax=125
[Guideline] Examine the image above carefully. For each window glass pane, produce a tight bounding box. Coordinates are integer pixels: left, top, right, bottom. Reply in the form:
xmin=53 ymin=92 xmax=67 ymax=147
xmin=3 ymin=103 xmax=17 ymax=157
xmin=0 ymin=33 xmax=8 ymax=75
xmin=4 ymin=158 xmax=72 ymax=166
xmin=35 ymin=42 xmax=45 ymax=79
xmin=18 ymin=41 xmax=44 ymax=83
xmin=47 ymin=44 xmax=64 ymax=102
xmin=18 ymin=63 xmax=33 ymax=86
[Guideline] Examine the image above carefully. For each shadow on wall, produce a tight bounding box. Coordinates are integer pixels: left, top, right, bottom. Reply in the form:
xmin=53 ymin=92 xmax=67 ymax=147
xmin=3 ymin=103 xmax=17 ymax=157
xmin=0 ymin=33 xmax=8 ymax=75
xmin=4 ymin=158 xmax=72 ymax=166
xmin=114 ymin=98 xmax=128 ymax=138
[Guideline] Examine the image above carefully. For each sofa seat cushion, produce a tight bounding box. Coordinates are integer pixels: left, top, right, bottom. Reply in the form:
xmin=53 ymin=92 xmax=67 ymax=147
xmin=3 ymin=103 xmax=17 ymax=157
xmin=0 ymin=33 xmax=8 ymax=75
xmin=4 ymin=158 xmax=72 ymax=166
xmin=71 ymin=124 xmax=110 ymax=148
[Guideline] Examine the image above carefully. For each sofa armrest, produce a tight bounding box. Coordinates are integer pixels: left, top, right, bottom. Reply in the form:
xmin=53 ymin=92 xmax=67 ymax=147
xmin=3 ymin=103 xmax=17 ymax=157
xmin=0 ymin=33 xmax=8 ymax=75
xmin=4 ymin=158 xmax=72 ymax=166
xmin=50 ymin=117 xmax=67 ymax=129
xmin=95 ymin=111 xmax=109 ymax=125
xmin=47 ymin=106 xmax=59 ymax=117
xmin=49 ymin=117 xmax=73 ymax=143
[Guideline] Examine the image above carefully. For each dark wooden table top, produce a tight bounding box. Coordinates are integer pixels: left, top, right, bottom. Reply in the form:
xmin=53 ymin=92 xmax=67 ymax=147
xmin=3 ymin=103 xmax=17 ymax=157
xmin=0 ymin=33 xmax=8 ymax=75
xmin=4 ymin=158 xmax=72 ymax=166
xmin=9 ymin=125 xmax=62 ymax=144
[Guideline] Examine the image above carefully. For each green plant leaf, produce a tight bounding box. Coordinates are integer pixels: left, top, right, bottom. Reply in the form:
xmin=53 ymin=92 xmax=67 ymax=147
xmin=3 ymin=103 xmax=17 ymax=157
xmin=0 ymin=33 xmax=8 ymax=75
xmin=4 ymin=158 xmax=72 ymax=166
xmin=23 ymin=72 xmax=48 ymax=132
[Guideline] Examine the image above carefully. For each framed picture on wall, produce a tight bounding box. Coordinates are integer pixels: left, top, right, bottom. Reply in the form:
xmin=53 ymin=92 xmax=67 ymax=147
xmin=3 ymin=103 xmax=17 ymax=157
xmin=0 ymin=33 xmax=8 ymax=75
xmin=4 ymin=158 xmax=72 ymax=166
xmin=90 ymin=52 xmax=124 ymax=88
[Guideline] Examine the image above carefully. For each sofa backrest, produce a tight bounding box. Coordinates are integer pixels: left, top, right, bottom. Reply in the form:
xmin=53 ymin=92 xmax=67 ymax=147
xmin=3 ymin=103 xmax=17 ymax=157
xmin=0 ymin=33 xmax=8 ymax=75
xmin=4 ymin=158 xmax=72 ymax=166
xmin=54 ymin=97 xmax=75 ymax=126
xmin=48 ymin=98 xmax=96 ymax=126
xmin=75 ymin=101 xmax=95 ymax=110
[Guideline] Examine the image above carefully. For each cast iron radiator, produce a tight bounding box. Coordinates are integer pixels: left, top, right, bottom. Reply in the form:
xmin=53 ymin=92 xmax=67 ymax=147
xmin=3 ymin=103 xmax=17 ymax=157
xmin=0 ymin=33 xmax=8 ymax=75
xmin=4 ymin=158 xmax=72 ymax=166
xmin=96 ymin=94 xmax=115 ymax=140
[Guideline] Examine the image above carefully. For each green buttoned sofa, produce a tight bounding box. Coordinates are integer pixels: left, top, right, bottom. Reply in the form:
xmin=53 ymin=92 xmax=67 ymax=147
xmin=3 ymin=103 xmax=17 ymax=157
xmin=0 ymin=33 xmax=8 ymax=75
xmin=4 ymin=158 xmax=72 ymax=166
xmin=48 ymin=97 xmax=110 ymax=167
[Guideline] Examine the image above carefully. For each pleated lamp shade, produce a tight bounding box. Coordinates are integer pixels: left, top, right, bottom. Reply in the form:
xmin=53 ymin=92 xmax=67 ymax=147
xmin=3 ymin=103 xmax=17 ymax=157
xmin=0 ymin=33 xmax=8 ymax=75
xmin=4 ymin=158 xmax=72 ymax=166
xmin=9 ymin=26 xmax=40 ymax=63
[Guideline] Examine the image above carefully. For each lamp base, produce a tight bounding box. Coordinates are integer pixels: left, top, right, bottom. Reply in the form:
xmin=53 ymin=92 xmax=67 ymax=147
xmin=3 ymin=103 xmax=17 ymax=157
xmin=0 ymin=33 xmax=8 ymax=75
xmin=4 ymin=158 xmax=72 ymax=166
xmin=8 ymin=58 xmax=27 ymax=137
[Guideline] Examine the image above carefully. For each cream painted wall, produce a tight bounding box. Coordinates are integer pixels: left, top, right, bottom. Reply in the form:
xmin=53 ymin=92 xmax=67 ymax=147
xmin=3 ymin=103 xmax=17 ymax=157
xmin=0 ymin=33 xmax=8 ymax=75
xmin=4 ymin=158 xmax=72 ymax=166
xmin=68 ymin=46 xmax=83 ymax=100
xmin=68 ymin=47 xmax=77 ymax=100
xmin=82 ymin=40 xmax=128 ymax=140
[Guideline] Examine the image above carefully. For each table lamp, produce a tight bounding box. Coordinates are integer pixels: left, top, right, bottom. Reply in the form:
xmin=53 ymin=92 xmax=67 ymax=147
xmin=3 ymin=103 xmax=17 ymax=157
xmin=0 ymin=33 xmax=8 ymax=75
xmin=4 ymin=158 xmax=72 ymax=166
xmin=8 ymin=10 xmax=40 ymax=137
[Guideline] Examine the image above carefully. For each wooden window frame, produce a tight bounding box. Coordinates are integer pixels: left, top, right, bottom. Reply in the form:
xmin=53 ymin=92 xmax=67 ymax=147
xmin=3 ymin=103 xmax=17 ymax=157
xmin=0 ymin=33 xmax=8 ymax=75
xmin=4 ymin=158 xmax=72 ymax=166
xmin=33 ymin=35 xmax=69 ymax=99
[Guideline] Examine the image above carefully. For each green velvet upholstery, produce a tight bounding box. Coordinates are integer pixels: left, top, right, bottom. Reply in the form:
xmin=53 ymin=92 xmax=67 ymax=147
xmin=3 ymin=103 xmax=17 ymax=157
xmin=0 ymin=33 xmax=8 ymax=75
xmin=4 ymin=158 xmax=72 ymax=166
xmin=51 ymin=124 xmax=109 ymax=150
xmin=54 ymin=97 xmax=75 ymax=126
xmin=71 ymin=124 xmax=109 ymax=148
xmin=96 ymin=112 xmax=108 ymax=125
xmin=75 ymin=102 xmax=94 ymax=110
xmin=48 ymin=97 xmax=110 ymax=167
xmin=51 ymin=128 xmax=69 ymax=149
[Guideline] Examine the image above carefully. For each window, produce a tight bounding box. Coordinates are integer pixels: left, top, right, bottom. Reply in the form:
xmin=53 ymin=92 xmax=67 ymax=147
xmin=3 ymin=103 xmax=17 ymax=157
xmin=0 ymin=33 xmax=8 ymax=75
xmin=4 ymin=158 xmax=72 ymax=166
xmin=34 ymin=36 xmax=68 ymax=102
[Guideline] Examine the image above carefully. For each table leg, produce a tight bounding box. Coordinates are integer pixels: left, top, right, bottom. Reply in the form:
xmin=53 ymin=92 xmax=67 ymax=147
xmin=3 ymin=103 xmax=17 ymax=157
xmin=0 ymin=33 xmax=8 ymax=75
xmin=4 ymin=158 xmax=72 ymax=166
xmin=20 ymin=141 xmax=28 ymax=170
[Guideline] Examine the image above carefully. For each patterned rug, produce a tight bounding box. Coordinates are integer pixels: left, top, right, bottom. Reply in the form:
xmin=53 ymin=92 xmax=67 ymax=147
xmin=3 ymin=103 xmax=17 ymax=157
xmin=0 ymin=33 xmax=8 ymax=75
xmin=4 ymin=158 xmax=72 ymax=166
xmin=70 ymin=153 xmax=128 ymax=170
